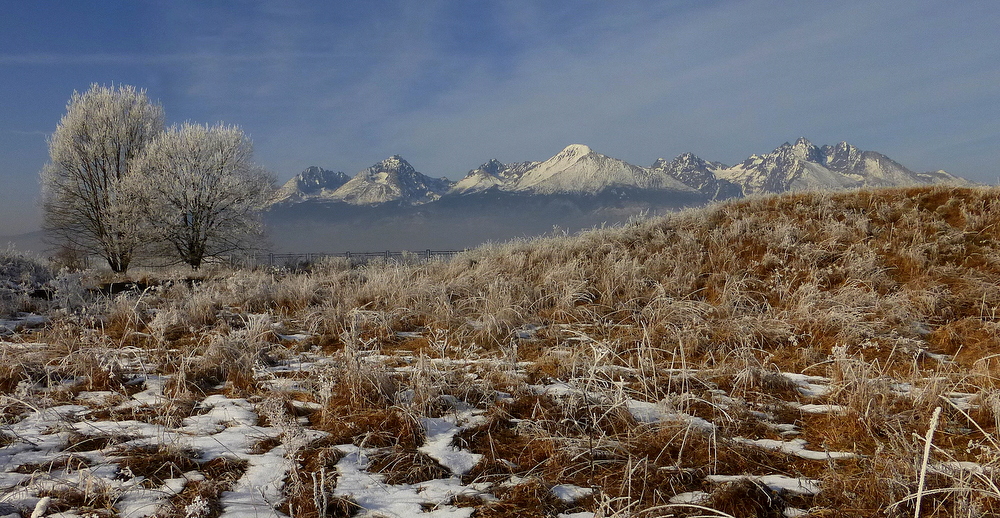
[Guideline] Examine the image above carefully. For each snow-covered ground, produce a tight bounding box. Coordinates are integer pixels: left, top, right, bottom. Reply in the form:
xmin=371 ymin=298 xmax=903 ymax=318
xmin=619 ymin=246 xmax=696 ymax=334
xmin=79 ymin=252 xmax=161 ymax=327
xmin=1 ymin=301 xmax=994 ymax=518
xmin=0 ymin=327 xmax=884 ymax=518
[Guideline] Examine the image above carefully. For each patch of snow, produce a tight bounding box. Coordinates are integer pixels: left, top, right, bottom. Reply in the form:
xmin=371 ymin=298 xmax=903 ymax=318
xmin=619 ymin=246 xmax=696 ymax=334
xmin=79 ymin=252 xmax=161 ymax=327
xmin=705 ymin=474 xmax=821 ymax=496
xmin=945 ymin=392 xmax=977 ymax=410
xmin=116 ymin=376 xmax=169 ymax=409
xmin=333 ymin=446 xmax=484 ymax=518
xmin=289 ymin=400 xmax=323 ymax=412
xmin=733 ymin=437 xmax=856 ymax=460
xmin=625 ymin=399 xmax=716 ymax=432
xmin=116 ymin=471 xmax=203 ymax=518
xmin=787 ymin=402 xmax=848 ymax=414
xmin=780 ymin=373 xmax=832 ymax=397
xmin=218 ymin=445 xmax=292 ymax=518
xmin=0 ymin=314 xmax=48 ymax=335
xmin=551 ymin=484 xmax=594 ymax=503
xmin=419 ymin=412 xmax=485 ymax=476
xmin=668 ymin=491 xmax=709 ymax=504
xmin=515 ymin=324 xmax=544 ymax=340
xmin=767 ymin=422 xmax=800 ymax=436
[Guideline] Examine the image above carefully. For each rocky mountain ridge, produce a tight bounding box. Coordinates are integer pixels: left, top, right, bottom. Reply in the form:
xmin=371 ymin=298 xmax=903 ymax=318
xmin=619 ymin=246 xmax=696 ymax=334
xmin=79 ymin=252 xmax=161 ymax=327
xmin=272 ymin=138 xmax=969 ymax=207
xmin=272 ymin=166 xmax=350 ymax=204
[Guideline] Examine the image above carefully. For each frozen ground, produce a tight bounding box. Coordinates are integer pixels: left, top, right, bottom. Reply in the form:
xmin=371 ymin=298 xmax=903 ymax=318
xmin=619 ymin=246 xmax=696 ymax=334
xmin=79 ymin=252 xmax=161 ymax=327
xmin=0 ymin=323 xmax=909 ymax=518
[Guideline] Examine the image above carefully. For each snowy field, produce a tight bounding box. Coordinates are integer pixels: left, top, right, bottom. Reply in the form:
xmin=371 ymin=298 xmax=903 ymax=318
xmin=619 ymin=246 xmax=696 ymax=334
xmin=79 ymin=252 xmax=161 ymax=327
xmin=4 ymin=186 xmax=1000 ymax=517
xmin=0 ymin=328 xmax=878 ymax=518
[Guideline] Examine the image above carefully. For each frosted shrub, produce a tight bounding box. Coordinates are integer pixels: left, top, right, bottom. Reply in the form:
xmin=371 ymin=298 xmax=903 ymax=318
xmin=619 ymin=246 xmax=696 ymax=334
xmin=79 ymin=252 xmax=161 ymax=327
xmin=223 ymin=269 xmax=277 ymax=311
xmin=311 ymin=255 xmax=351 ymax=273
xmin=147 ymin=306 xmax=188 ymax=342
xmin=0 ymin=250 xmax=54 ymax=317
xmin=51 ymin=269 xmax=89 ymax=313
xmin=0 ymin=250 xmax=52 ymax=288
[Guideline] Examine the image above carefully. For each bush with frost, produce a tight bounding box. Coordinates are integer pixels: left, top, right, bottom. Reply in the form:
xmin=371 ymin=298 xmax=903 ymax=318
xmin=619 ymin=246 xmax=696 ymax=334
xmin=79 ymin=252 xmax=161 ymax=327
xmin=0 ymin=250 xmax=53 ymax=317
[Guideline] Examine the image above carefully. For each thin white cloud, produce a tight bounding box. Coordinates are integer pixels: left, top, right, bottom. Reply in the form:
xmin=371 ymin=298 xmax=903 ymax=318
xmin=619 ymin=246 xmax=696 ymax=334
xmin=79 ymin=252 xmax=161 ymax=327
xmin=0 ymin=51 xmax=355 ymax=66
xmin=3 ymin=0 xmax=999 ymax=188
xmin=345 ymin=0 xmax=1000 ymax=178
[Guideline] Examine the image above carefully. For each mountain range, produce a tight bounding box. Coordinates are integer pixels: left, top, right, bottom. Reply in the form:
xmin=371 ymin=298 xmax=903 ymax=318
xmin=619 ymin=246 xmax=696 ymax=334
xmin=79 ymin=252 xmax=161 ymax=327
xmin=271 ymin=137 xmax=965 ymax=207
xmin=265 ymin=138 xmax=969 ymax=251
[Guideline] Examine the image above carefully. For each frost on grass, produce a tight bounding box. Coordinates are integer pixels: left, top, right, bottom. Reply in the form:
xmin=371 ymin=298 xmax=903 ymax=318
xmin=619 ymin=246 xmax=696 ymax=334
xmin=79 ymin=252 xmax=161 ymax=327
xmin=6 ymin=186 xmax=1000 ymax=516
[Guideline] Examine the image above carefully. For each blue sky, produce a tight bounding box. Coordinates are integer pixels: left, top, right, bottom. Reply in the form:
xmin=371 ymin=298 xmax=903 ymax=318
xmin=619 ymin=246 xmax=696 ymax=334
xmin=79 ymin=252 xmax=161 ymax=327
xmin=2 ymin=0 xmax=999 ymax=235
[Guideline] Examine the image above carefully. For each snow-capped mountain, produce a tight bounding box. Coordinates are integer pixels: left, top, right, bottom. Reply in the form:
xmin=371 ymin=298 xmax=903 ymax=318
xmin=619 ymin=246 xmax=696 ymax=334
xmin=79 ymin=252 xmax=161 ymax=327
xmin=273 ymin=139 xmax=970 ymax=209
xmin=649 ymin=153 xmax=742 ymax=200
xmin=448 ymin=144 xmax=697 ymax=196
xmin=267 ymin=139 xmax=972 ymax=251
xmin=716 ymin=138 xmax=968 ymax=195
xmin=328 ymin=155 xmax=453 ymax=206
xmin=509 ymin=144 xmax=696 ymax=195
xmin=272 ymin=166 xmax=351 ymax=204
xmin=449 ymin=159 xmax=538 ymax=195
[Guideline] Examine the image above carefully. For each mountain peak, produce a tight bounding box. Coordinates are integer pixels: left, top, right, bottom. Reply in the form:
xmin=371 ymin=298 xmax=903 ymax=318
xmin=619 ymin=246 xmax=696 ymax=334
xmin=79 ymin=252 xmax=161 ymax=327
xmin=272 ymin=166 xmax=350 ymax=204
xmin=449 ymin=159 xmax=539 ymax=195
xmin=675 ymin=152 xmax=704 ymax=164
xmin=775 ymin=137 xmax=822 ymax=162
xmin=479 ymin=158 xmax=505 ymax=175
xmin=559 ymin=144 xmax=593 ymax=156
xmin=377 ymin=154 xmax=411 ymax=169
xmin=649 ymin=152 xmax=740 ymax=200
xmin=328 ymin=155 xmax=452 ymax=205
xmin=717 ymin=138 xmax=969 ymax=195
xmin=511 ymin=144 xmax=695 ymax=195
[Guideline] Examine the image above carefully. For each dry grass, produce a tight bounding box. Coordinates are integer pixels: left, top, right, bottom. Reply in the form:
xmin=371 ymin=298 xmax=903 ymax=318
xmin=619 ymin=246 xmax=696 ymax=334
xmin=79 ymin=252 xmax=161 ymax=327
xmin=5 ymin=185 xmax=1000 ymax=516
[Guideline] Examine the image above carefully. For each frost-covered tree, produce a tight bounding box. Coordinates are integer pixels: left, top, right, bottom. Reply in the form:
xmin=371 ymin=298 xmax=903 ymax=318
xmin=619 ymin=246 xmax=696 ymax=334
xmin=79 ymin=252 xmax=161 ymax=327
xmin=125 ymin=123 xmax=275 ymax=269
xmin=41 ymin=84 xmax=164 ymax=273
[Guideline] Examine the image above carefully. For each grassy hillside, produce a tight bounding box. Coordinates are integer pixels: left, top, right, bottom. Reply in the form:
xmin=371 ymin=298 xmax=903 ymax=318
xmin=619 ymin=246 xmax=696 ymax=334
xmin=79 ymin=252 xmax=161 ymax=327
xmin=3 ymin=185 xmax=1000 ymax=517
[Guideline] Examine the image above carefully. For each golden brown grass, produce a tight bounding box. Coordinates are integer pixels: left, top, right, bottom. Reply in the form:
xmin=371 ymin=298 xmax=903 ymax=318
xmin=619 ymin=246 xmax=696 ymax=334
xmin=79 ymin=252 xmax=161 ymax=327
xmin=6 ymin=185 xmax=1000 ymax=516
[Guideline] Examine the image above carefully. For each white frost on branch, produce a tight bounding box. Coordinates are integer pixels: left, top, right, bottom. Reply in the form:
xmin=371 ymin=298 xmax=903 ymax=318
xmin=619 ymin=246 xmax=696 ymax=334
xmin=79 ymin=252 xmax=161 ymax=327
xmin=124 ymin=122 xmax=275 ymax=269
xmin=41 ymin=84 xmax=164 ymax=272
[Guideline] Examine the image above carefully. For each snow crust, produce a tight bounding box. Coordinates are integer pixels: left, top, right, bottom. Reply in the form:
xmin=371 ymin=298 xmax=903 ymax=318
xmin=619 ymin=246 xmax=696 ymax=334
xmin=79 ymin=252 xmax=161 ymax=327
xmin=705 ymin=474 xmax=821 ymax=496
xmin=333 ymin=446 xmax=483 ymax=518
xmin=419 ymin=414 xmax=484 ymax=476
xmin=733 ymin=437 xmax=856 ymax=460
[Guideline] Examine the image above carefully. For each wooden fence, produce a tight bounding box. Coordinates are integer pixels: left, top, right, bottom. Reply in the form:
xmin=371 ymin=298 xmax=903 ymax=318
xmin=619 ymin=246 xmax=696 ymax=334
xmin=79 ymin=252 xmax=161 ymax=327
xmin=77 ymin=249 xmax=469 ymax=271
xmin=247 ymin=250 xmax=466 ymax=269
